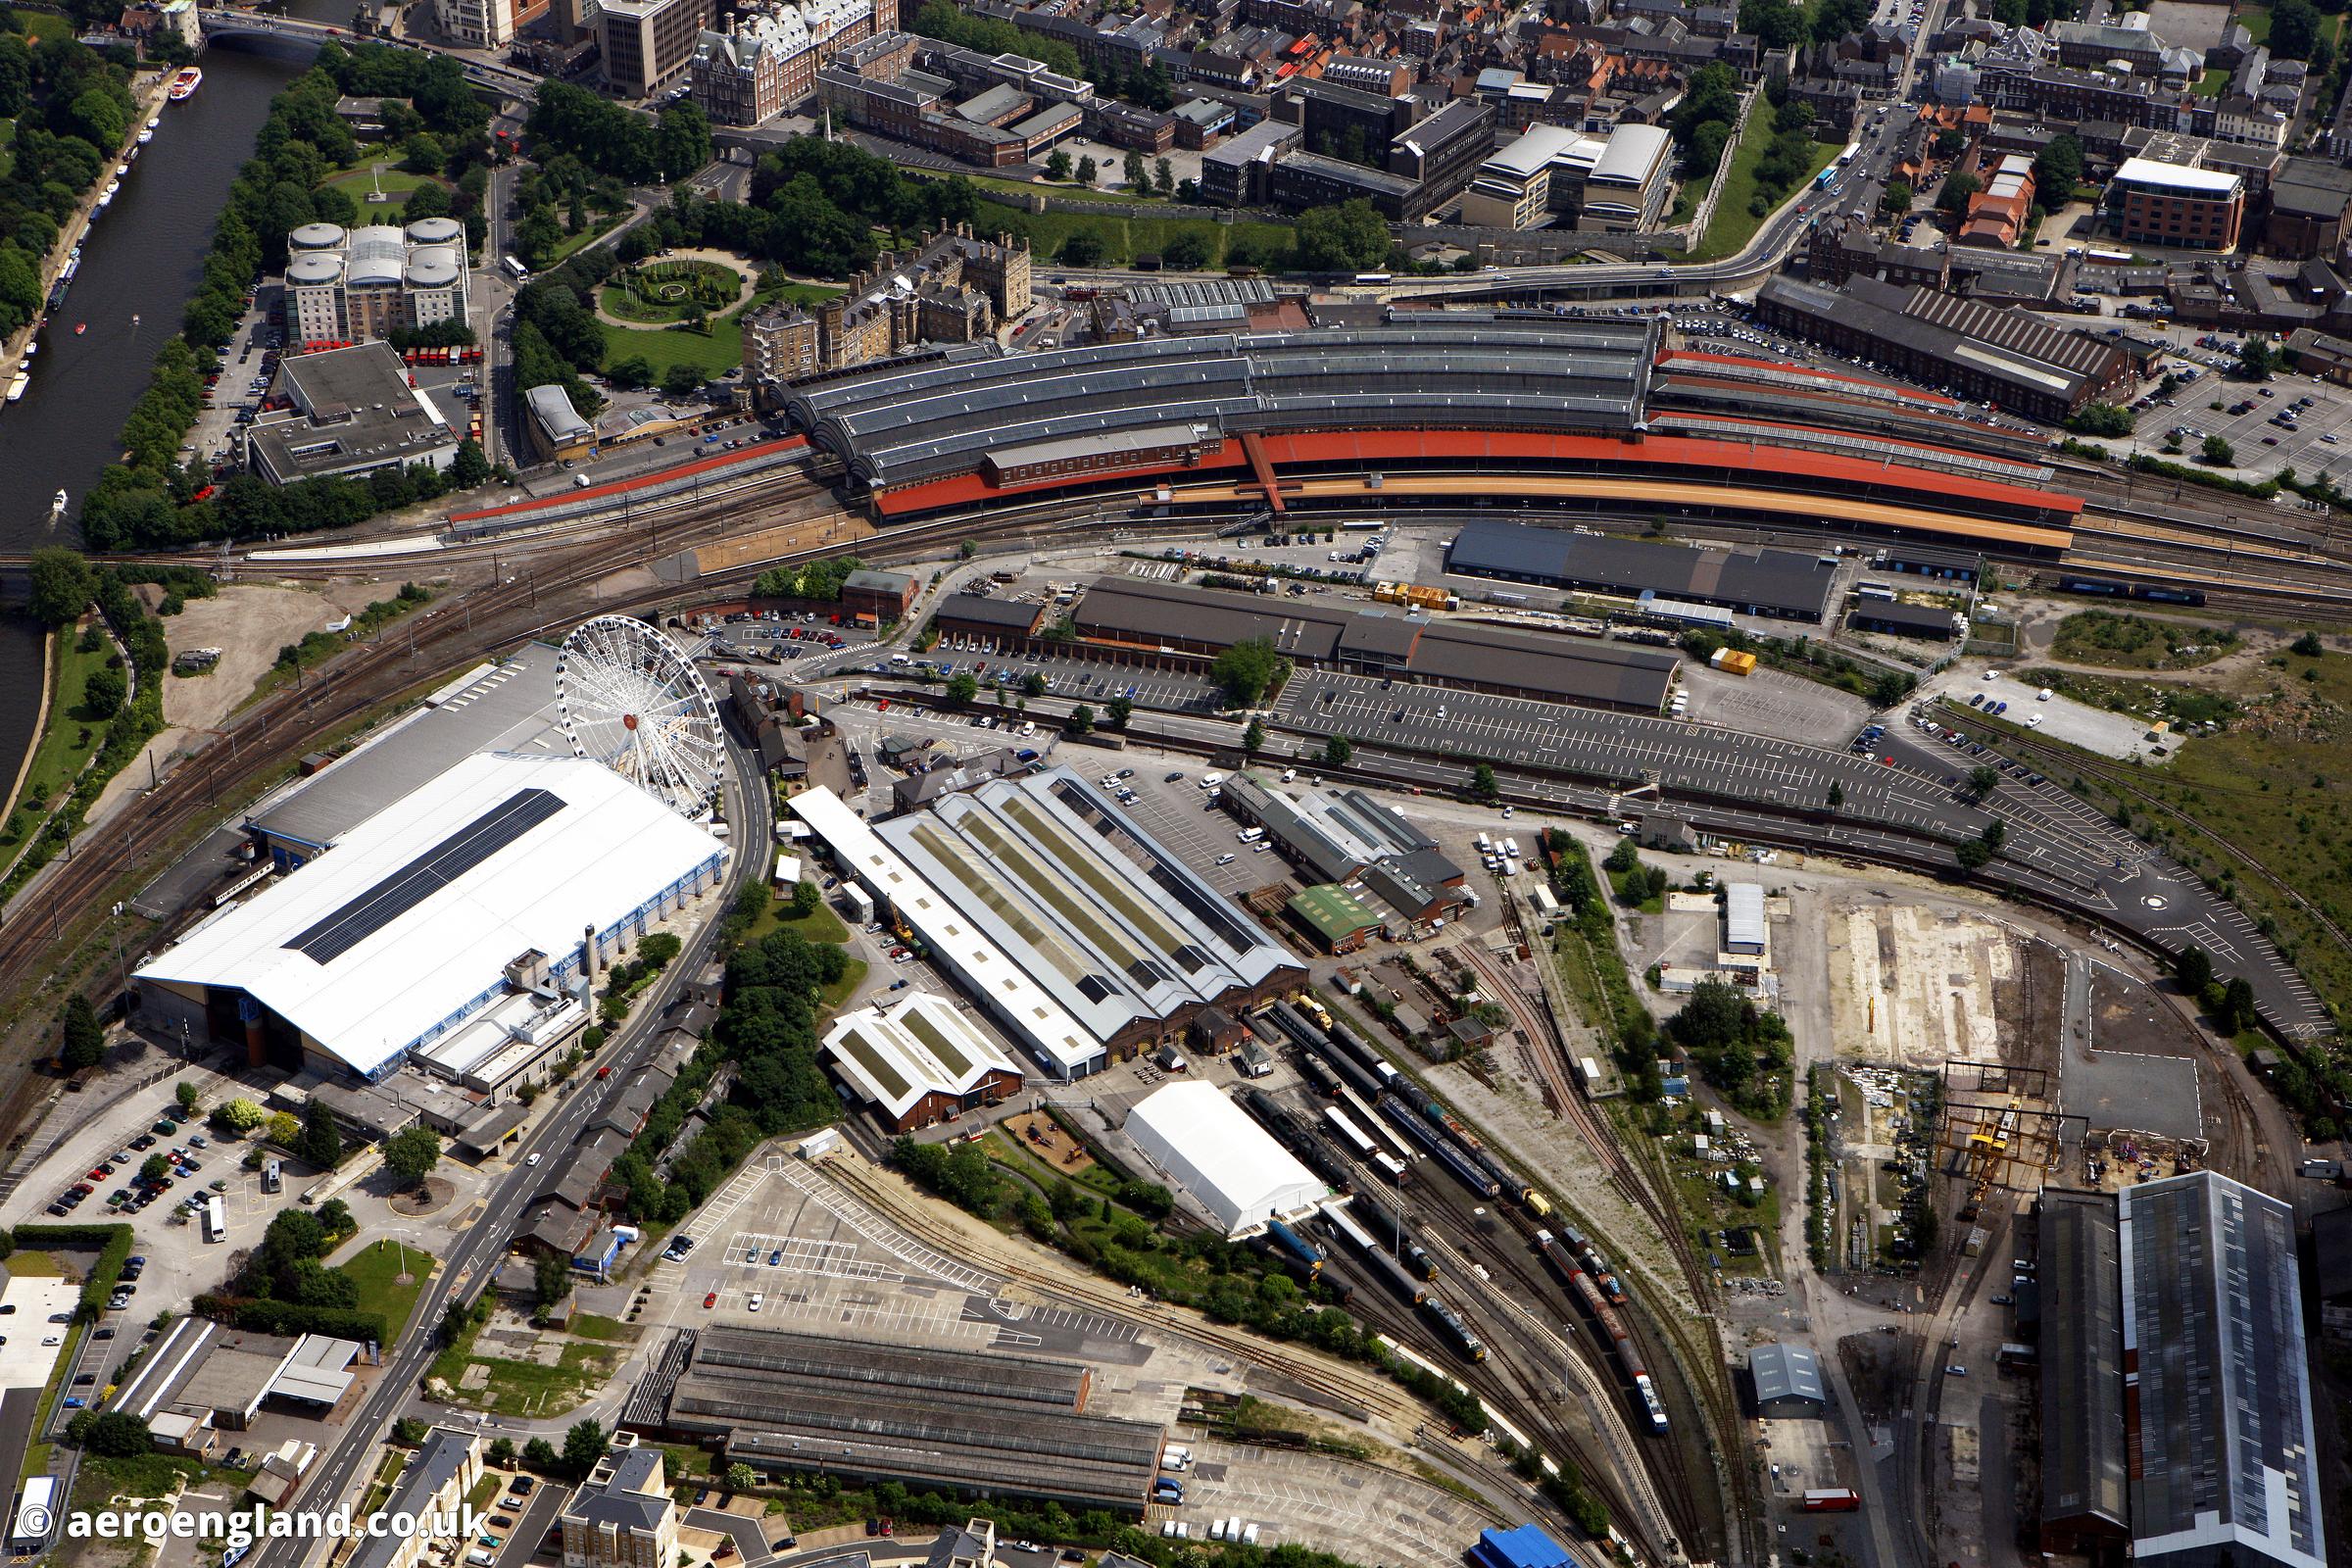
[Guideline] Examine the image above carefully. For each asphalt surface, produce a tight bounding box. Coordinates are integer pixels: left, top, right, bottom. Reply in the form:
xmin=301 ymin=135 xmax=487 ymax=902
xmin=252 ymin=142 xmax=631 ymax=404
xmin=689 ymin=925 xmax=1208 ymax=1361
xmin=241 ymin=734 xmax=770 ymax=1568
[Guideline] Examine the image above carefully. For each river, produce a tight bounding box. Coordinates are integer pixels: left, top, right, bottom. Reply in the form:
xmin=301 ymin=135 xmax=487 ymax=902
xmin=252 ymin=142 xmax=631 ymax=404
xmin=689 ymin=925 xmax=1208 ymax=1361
xmin=0 ymin=35 xmax=313 ymax=824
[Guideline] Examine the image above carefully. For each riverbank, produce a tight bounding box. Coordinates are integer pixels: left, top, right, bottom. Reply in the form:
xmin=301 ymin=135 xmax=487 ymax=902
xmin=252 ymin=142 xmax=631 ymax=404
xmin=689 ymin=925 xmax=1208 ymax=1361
xmin=0 ymin=62 xmax=172 ymax=419
xmin=0 ymin=624 xmax=58 ymax=835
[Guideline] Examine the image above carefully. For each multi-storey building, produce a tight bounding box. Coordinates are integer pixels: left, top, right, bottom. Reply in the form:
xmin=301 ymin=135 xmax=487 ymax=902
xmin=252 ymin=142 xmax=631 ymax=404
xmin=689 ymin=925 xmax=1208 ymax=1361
xmin=599 ymin=0 xmax=716 ymax=99
xmin=690 ymin=0 xmax=877 ymax=124
xmin=742 ymin=304 xmax=822 ymax=383
xmin=560 ymin=1447 xmax=678 ymax=1568
xmin=285 ymin=220 xmax=470 ymax=346
xmin=744 ymin=226 xmax=1030 ymax=395
xmin=2111 ymin=155 xmax=2244 ymax=249
xmin=433 ymin=0 xmax=547 ymax=50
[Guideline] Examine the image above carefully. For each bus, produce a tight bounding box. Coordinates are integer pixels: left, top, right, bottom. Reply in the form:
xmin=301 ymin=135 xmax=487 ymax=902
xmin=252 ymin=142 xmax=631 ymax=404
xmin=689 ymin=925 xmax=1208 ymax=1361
xmin=1837 ymin=143 xmax=1859 ymax=168
xmin=1352 ymin=271 xmax=1393 ymax=286
xmin=1802 ymin=1490 xmax=1861 ymax=1513
xmin=262 ymin=1158 xmax=281 ymax=1195
xmin=1813 ymin=166 xmax=1838 ymax=190
xmin=1341 ymin=518 xmax=1386 ymax=530
xmin=502 ymin=255 xmax=528 ymax=280
xmin=202 ymin=1194 xmax=226 ymax=1244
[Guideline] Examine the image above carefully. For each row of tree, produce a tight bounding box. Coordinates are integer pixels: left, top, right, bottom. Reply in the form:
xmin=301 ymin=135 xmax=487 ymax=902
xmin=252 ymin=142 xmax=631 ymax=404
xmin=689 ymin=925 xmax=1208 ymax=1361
xmin=0 ymin=20 xmax=141 ymax=343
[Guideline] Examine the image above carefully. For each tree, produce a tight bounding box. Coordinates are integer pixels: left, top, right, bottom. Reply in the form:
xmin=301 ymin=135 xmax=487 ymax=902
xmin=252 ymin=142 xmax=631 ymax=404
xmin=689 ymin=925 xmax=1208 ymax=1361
xmin=450 ymin=438 xmax=492 ymax=490
xmin=1470 ymin=762 xmax=1498 ymax=801
xmin=1936 ymin=171 xmax=1982 ymax=218
xmin=1076 ymin=155 xmax=1098 ymax=185
xmin=1058 ymin=230 xmax=1104 ymax=265
xmin=1294 ymin=200 xmax=1393 ymax=271
xmin=393 ymin=1416 xmax=429 ymax=1445
xmin=1242 ymin=716 xmax=1266 ymax=754
xmin=1322 ymin=734 xmax=1353 ymax=766
xmin=2066 ymin=403 xmax=2134 ymax=437
xmin=1826 ymin=779 xmax=1843 ymax=809
xmin=81 ymin=1411 xmax=152 ymax=1458
xmin=562 ymin=1419 xmax=608 ymax=1478
xmin=1154 ymin=157 xmax=1174 ymax=194
xmin=2200 ymin=433 xmax=2236 ymax=467
xmin=654 ymin=100 xmax=711 ymax=180
xmin=59 ymin=994 xmax=104 ymax=1072
xmin=1022 ymin=670 xmax=1047 ymax=698
xmin=265 ymin=1111 xmax=301 ymax=1149
xmin=80 ymin=663 xmax=124 ymax=721
xmin=2220 ymin=975 xmax=2258 ymax=1032
xmin=1122 ymin=149 xmax=1147 ymax=189
xmin=1067 ymin=704 xmax=1095 ymax=734
xmin=2272 ymin=0 xmax=2321 ymax=58
xmin=2033 ymin=133 xmax=2083 ymax=199
xmin=2174 ymin=945 xmax=2214 ymax=996
xmin=1210 ymin=637 xmax=1283 ymax=707
xmin=2294 ymin=630 xmax=2327 ymax=658
xmin=1968 ymin=764 xmax=2001 ymax=799
xmin=1955 ymin=837 xmax=1995 ymax=872
xmin=726 ymin=1462 xmax=758 ymax=1494
xmin=488 ymin=1438 xmax=517 ymax=1469
xmin=662 ymin=363 xmax=705 ymax=398
xmin=1105 ymin=695 xmax=1132 ymax=729
xmin=1935 ymin=127 xmax=1965 ymax=158
xmin=139 ymin=1152 xmax=172 ymax=1184
xmin=297 ymin=1102 xmax=343 ymax=1169
xmin=1879 ymin=181 xmax=1913 ymax=218
xmin=789 ymin=879 xmax=820 ymax=918
xmin=607 ymin=355 xmax=655 ymax=390
xmin=532 ymin=1250 xmax=572 ymax=1316
xmin=1045 ymin=149 xmax=1073 ymax=181
xmin=175 ymin=1081 xmax=200 ymax=1116
xmin=1983 ymin=818 xmax=2007 ymax=852
xmin=318 ymin=1198 xmax=355 ymax=1236
xmin=384 ymin=1125 xmax=442 ymax=1189
xmin=402 ymin=179 xmax=452 ymax=221
xmin=523 ymin=1437 xmax=559 ymax=1471
xmin=26 ymin=548 xmax=95 ymax=627
xmin=2239 ymin=336 xmax=2277 ymax=381
xmin=945 ymin=671 xmax=979 ymax=708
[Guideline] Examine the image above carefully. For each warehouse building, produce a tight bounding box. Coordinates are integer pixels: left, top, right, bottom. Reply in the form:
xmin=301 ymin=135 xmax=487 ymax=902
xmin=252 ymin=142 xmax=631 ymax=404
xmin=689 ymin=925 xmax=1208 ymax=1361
xmin=822 ymin=991 xmax=1023 ymax=1132
xmin=1286 ymin=885 xmax=1385 ymax=954
xmin=1124 ymin=1081 xmax=1326 ymax=1234
xmin=625 ymin=1326 xmax=1163 ymax=1513
xmin=873 ymin=766 xmax=1304 ymax=1059
xmin=791 ymin=787 xmax=1104 ymax=1080
xmin=2039 ymin=1189 xmax=2130 ymax=1556
xmin=1755 ymin=275 xmax=2140 ymax=421
xmin=1064 ymin=579 xmax=1677 ymax=714
xmin=245 ymin=342 xmax=461 ymax=486
xmin=1221 ymin=773 xmax=1468 ymax=928
xmin=1446 ymin=520 xmax=1838 ymax=622
xmin=2121 ymin=1172 xmax=2324 ymax=1568
xmin=135 ymin=752 xmax=728 ymax=1082
xmin=1745 ymin=1343 xmax=1827 ymax=1418
xmin=1848 ymin=598 xmax=1965 ymax=641
xmin=1722 ymin=883 xmax=1767 ymax=956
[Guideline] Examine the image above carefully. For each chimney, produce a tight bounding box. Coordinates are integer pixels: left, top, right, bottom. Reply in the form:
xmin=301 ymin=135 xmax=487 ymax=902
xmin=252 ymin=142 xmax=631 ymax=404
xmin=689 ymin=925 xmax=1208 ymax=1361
xmin=582 ymin=923 xmax=599 ymax=982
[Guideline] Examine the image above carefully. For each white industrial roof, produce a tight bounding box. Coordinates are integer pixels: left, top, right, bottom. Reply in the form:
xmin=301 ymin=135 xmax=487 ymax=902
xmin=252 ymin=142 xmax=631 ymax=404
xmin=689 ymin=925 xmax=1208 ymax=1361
xmin=790 ymin=788 xmax=1100 ymax=1076
xmin=1481 ymin=123 xmax=1584 ymax=182
xmin=1591 ymin=123 xmax=1671 ymax=186
xmin=1124 ymin=1080 xmax=1326 ymax=1235
xmin=1725 ymin=882 xmax=1766 ymax=951
xmin=2113 ymin=156 xmax=2240 ymax=194
xmin=137 ymin=753 xmax=726 ymax=1079
xmin=822 ymin=992 xmax=1022 ymax=1120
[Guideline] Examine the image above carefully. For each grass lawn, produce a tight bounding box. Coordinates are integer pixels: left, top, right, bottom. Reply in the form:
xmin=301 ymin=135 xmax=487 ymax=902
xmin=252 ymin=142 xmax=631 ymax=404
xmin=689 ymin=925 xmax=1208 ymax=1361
xmin=0 ymin=117 xmax=14 ymax=181
xmin=767 ymin=282 xmax=845 ymax=308
xmin=917 ymin=168 xmax=1170 ymax=205
xmin=6 ymin=1250 xmax=64 ymax=1276
xmin=973 ymin=196 xmax=1295 ymax=270
xmin=467 ymin=1475 xmax=501 ymax=1511
xmin=598 ymin=315 xmax=746 ymax=379
xmin=743 ymin=880 xmax=852 ymax=950
xmin=2195 ymin=66 xmax=2230 ymax=96
xmin=568 ymin=1312 xmax=635 ymax=1342
xmin=0 ymin=623 xmax=119 ymax=874
xmin=466 ymin=1342 xmax=617 ymax=1416
xmin=2050 ymin=610 xmax=2238 ymax=670
xmin=2240 ymin=2 xmax=2271 ymax=43
xmin=17 ymin=12 xmax=71 ymax=38
xmin=335 ymin=1236 xmax=437 ymax=1346
xmin=317 ymin=160 xmax=451 ymax=215
xmin=549 ymin=213 xmax=626 ymax=266
xmin=1690 ymin=112 xmax=1837 ymax=263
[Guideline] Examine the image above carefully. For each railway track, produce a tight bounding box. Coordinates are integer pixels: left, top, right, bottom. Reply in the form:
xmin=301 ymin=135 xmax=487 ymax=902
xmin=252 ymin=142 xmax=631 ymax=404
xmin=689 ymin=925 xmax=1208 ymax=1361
xmin=1453 ymin=933 xmax=1752 ymax=1564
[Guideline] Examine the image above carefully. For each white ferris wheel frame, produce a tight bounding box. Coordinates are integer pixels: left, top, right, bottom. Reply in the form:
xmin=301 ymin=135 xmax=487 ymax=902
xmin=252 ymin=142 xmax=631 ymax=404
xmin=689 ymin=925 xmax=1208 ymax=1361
xmin=554 ymin=613 xmax=727 ymax=819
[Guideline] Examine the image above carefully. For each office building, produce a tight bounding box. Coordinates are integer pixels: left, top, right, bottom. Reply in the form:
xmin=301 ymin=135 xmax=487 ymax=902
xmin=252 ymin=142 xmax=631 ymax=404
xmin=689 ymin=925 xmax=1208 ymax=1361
xmin=2110 ymin=156 xmax=2245 ymax=250
xmin=600 ymin=0 xmax=716 ymax=98
xmin=689 ymin=0 xmax=878 ymax=123
xmin=285 ymin=220 xmax=470 ymax=347
xmin=244 ymin=341 xmax=461 ymax=486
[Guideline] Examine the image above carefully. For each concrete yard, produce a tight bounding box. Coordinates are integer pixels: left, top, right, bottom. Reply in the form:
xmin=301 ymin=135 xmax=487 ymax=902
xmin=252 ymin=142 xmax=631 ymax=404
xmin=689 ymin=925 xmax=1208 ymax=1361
xmin=1830 ymin=905 xmax=2014 ymax=1067
xmin=1934 ymin=671 xmax=2176 ymax=763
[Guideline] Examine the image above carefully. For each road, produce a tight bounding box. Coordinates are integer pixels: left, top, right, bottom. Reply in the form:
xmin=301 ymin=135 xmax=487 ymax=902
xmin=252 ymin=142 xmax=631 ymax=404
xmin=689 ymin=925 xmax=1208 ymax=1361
xmin=244 ymin=732 xmax=769 ymax=1568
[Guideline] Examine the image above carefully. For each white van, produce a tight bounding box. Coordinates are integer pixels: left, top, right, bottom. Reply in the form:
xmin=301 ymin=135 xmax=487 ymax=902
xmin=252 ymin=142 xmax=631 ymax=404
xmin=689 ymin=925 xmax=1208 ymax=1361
xmin=1243 ymin=1524 xmax=1261 ymax=1545
xmin=1238 ymin=827 xmax=1264 ymax=844
xmin=1504 ymin=837 xmax=1521 ymax=858
xmin=1475 ymin=831 xmax=1491 ymax=854
xmin=1200 ymin=772 xmax=1225 ymax=789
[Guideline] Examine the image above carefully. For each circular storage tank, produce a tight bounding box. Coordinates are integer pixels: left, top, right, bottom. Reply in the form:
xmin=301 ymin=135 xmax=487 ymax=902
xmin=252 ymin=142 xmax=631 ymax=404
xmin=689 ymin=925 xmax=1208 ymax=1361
xmin=404 ymin=216 xmax=464 ymax=247
xmin=405 ymin=246 xmax=462 ymax=289
xmin=289 ymin=222 xmax=347 ymax=253
xmin=286 ymin=254 xmax=345 ymax=287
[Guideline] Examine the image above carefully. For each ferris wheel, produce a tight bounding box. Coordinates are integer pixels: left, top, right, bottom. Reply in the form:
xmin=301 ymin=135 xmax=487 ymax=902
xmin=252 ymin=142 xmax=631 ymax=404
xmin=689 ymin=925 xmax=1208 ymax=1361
xmin=554 ymin=614 xmax=727 ymax=819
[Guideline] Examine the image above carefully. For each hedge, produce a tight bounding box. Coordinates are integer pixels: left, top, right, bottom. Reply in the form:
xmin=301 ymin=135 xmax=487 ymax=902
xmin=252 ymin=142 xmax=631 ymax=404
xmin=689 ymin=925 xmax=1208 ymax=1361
xmin=13 ymin=1222 xmax=135 ymax=1320
xmin=190 ymin=1295 xmax=389 ymax=1345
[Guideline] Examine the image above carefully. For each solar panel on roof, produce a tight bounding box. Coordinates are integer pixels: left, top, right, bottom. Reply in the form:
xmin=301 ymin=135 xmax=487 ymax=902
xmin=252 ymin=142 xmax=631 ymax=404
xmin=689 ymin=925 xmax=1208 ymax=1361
xmin=284 ymin=788 xmax=565 ymax=963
